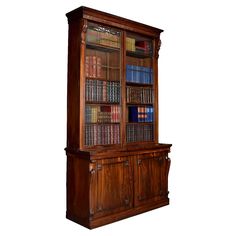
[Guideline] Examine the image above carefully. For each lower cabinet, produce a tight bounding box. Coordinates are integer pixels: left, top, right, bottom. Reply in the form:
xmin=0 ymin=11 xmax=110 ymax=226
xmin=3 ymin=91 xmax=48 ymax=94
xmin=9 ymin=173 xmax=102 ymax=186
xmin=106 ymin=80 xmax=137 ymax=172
xmin=66 ymin=147 xmax=171 ymax=228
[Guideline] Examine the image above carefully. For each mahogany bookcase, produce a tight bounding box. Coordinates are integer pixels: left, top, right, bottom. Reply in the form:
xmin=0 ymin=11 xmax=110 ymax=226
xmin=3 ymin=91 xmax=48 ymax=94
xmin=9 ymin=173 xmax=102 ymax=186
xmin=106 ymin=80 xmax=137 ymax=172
xmin=65 ymin=6 xmax=172 ymax=229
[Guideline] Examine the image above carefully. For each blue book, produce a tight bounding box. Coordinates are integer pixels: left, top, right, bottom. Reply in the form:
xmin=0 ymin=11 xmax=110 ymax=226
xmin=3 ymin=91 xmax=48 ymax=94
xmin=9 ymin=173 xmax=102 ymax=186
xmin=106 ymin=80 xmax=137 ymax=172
xmin=136 ymin=66 xmax=140 ymax=83
xmin=141 ymin=66 xmax=144 ymax=84
xmin=150 ymin=107 xmax=153 ymax=122
xmin=126 ymin=65 xmax=131 ymax=82
xmin=147 ymin=107 xmax=150 ymax=122
xmin=128 ymin=106 xmax=138 ymax=122
xmin=145 ymin=107 xmax=147 ymax=122
xmin=150 ymin=68 xmax=153 ymax=84
xmin=133 ymin=65 xmax=137 ymax=83
xmin=144 ymin=67 xmax=148 ymax=84
xmin=147 ymin=67 xmax=149 ymax=84
xmin=146 ymin=67 xmax=150 ymax=84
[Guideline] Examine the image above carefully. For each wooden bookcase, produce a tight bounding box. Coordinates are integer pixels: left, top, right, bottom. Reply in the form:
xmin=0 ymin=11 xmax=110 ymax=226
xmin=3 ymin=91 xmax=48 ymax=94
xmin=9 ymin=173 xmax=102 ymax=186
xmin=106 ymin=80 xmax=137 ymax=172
xmin=65 ymin=6 xmax=172 ymax=229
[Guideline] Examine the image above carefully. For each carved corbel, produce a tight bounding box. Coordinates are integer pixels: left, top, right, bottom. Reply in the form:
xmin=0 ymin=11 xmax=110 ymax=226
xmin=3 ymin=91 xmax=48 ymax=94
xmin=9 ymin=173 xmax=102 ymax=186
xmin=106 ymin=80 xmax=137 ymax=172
xmin=80 ymin=19 xmax=88 ymax=44
xmin=155 ymin=38 xmax=162 ymax=59
xmin=165 ymin=155 xmax=171 ymax=180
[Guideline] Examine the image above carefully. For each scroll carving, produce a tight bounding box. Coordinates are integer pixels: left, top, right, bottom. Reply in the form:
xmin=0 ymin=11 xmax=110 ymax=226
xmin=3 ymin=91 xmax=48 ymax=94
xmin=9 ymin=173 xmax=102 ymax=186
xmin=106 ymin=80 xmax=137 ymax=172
xmin=89 ymin=162 xmax=96 ymax=174
xmin=89 ymin=161 xmax=96 ymax=217
xmin=155 ymin=39 xmax=162 ymax=59
xmin=166 ymin=156 xmax=171 ymax=179
xmin=80 ymin=19 xmax=88 ymax=45
xmin=164 ymin=155 xmax=171 ymax=197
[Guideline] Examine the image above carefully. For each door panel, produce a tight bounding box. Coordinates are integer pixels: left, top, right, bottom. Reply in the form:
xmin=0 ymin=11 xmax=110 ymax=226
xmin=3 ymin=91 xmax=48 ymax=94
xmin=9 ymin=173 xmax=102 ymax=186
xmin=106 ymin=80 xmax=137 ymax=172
xmin=89 ymin=156 xmax=133 ymax=218
xmin=135 ymin=152 xmax=170 ymax=206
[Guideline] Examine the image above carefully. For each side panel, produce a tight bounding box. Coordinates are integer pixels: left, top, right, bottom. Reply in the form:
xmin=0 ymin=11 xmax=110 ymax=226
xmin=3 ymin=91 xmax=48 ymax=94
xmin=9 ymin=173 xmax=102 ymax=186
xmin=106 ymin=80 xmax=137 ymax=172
xmin=66 ymin=20 xmax=81 ymax=149
xmin=66 ymin=154 xmax=90 ymax=225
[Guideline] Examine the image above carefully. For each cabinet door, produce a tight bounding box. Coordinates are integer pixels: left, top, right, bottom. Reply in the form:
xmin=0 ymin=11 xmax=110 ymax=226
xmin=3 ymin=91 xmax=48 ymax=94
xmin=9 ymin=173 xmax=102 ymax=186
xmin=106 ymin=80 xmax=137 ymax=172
xmin=89 ymin=156 xmax=133 ymax=218
xmin=134 ymin=152 xmax=170 ymax=206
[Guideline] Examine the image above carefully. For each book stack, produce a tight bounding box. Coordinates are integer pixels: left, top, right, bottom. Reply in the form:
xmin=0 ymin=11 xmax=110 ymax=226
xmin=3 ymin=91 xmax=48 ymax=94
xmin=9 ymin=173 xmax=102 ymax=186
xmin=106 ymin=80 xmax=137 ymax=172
xmin=126 ymin=86 xmax=153 ymax=104
xmin=128 ymin=106 xmax=153 ymax=122
xmin=126 ymin=37 xmax=151 ymax=54
xmin=85 ymin=124 xmax=120 ymax=145
xmin=86 ymin=79 xmax=120 ymax=103
xmin=126 ymin=65 xmax=153 ymax=84
xmin=126 ymin=124 xmax=153 ymax=142
xmin=135 ymin=41 xmax=151 ymax=54
xmin=87 ymin=28 xmax=120 ymax=48
xmin=85 ymin=56 xmax=102 ymax=78
xmin=85 ymin=105 xmax=120 ymax=123
xmin=126 ymin=37 xmax=135 ymax=51
xmin=85 ymin=105 xmax=98 ymax=123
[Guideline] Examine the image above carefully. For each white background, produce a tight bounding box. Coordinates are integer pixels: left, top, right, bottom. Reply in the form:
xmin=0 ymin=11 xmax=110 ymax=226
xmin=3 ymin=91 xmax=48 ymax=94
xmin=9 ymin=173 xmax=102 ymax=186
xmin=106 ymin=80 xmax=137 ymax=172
xmin=0 ymin=0 xmax=236 ymax=235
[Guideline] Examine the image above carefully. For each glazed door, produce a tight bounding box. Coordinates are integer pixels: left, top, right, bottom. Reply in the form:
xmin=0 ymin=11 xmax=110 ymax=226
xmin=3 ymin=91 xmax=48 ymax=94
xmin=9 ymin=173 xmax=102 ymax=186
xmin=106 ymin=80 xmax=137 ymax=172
xmin=89 ymin=156 xmax=133 ymax=218
xmin=134 ymin=152 xmax=170 ymax=206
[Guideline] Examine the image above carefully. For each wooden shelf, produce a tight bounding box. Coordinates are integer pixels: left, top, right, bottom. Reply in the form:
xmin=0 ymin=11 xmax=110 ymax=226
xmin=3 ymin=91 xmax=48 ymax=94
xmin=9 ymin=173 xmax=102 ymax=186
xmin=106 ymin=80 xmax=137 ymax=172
xmin=85 ymin=122 xmax=120 ymax=124
xmin=85 ymin=64 xmax=120 ymax=70
xmin=126 ymin=122 xmax=153 ymax=125
xmin=86 ymin=76 xmax=120 ymax=82
xmin=85 ymin=101 xmax=120 ymax=105
xmin=126 ymin=103 xmax=153 ymax=106
xmin=126 ymin=50 xmax=152 ymax=58
xmin=126 ymin=81 xmax=153 ymax=87
xmin=87 ymin=42 xmax=120 ymax=52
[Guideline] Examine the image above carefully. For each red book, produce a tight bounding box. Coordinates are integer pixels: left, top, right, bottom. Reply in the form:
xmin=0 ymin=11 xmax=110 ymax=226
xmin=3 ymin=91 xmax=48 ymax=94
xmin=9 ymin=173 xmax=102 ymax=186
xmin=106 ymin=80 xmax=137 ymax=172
xmin=92 ymin=56 xmax=96 ymax=78
xmin=85 ymin=56 xmax=89 ymax=77
xmin=89 ymin=56 xmax=93 ymax=77
xmin=96 ymin=56 xmax=102 ymax=78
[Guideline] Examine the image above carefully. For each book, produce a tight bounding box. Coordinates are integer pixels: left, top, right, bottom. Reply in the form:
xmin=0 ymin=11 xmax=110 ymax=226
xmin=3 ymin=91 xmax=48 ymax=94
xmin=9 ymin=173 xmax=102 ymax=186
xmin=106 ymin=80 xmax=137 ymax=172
xmin=85 ymin=124 xmax=120 ymax=146
xmin=126 ymin=86 xmax=153 ymax=104
xmin=126 ymin=64 xmax=153 ymax=84
xmin=87 ymin=28 xmax=120 ymax=48
xmin=128 ymin=106 xmax=138 ymax=122
xmin=135 ymin=40 xmax=151 ymax=54
xmin=86 ymin=79 xmax=120 ymax=103
xmin=128 ymin=106 xmax=153 ymax=123
xmin=126 ymin=124 xmax=153 ymax=143
xmin=126 ymin=37 xmax=135 ymax=51
xmin=86 ymin=105 xmax=120 ymax=123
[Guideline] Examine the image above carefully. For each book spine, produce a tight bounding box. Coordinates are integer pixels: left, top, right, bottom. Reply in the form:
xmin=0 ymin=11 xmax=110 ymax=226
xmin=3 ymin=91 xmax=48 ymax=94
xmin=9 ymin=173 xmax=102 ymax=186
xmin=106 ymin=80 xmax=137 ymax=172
xmin=85 ymin=56 xmax=89 ymax=77
xmin=96 ymin=56 xmax=102 ymax=78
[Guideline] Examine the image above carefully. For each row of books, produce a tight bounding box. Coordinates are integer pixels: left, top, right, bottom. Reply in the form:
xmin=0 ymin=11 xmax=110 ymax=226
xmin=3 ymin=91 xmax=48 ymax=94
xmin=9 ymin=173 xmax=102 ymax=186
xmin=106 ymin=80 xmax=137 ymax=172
xmin=86 ymin=79 xmax=120 ymax=103
xmin=126 ymin=37 xmax=152 ymax=54
xmin=85 ymin=55 xmax=102 ymax=78
xmin=126 ymin=86 xmax=153 ymax=104
xmin=85 ymin=124 xmax=120 ymax=146
xmin=126 ymin=124 xmax=153 ymax=143
xmin=87 ymin=28 xmax=120 ymax=48
xmin=126 ymin=65 xmax=153 ymax=84
xmin=126 ymin=37 xmax=135 ymax=51
xmin=135 ymin=41 xmax=152 ymax=54
xmin=85 ymin=105 xmax=120 ymax=123
xmin=128 ymin=106 xmax=153 ymax=122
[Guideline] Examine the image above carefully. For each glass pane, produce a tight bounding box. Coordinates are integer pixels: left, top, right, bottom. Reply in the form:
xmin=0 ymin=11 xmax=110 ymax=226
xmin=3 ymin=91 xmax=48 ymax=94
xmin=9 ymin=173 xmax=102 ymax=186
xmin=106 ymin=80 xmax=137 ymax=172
xmin=86 ymin=22 xmax=121 ymax=48
xmin=84 ymin=22 xmax=121 ymax=147
xmin=125 ymin=32 xmax=154 ymax=143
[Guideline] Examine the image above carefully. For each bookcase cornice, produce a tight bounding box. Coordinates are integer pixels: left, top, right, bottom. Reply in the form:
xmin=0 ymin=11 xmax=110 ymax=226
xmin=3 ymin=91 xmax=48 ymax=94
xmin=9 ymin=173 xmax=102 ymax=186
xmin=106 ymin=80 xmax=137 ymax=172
xmin=66 ymin=6 xmax=164 ymax=37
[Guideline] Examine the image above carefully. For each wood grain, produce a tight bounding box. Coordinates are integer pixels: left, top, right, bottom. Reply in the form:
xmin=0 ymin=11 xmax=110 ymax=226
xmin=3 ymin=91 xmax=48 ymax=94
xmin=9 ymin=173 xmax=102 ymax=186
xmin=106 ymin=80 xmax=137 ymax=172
xmin=65 ymin=6 xmax=172 ymax=229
